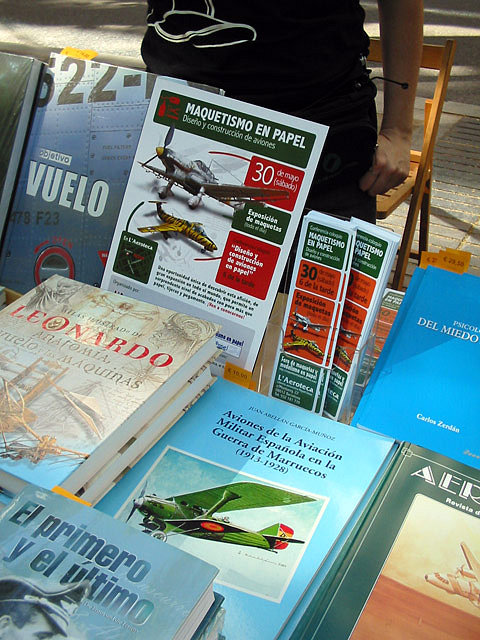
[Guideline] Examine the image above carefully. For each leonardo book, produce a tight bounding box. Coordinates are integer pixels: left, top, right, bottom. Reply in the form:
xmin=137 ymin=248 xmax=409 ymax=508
xmin=0 ymin=275 xmax=219 ymax=502
xmin=0 ymin=484 xmax=218 ymax=639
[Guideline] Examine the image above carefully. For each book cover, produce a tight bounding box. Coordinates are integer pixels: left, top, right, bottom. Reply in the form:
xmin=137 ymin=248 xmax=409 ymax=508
xmin=100 ymin=78 xmax=328 ymax=375
xmin=0 ymin=484 xmax=218 ymax=639
xmin=0 ymin=274 xmax=219 ymax=494
xmin=0 ymin=362 xmax=216 ymax=507
xmin=0 ymin=51 xmax=44 ymax=238
xmin=0 ymin=54 xmax=157 ymax=293
xmin=97 ymin=377 xmax=395 ymax=640
xmin=304 ymin=443 xmax=480 ymax=639
xmin=353 ymin=266 xmax=480 ymax=470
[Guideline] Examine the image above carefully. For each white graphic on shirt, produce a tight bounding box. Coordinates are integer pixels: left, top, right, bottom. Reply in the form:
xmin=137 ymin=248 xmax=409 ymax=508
xmin=147 ymin=0 xmax=256 ymax=48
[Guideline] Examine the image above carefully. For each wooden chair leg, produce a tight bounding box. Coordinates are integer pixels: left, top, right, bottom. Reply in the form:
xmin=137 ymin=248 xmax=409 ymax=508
xmin=418 ymin=177 xmax=432 ymax=259
xmin=391 ymin=198 xmax=422 ymax=290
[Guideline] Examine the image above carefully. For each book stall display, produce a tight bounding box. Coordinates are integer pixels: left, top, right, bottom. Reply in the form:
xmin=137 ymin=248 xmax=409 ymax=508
xmin=0 ymin=44 xmax=479 ymax=640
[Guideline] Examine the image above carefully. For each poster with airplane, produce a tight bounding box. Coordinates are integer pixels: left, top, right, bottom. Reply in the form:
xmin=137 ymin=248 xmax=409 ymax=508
xmin=101 ymin=78 xmax=328 ymax=375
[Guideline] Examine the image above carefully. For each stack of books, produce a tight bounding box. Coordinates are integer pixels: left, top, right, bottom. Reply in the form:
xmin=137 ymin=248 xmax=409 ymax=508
xmin=97 ymin=376 xmax=397 ymax=640
xmin=0 ymin=274 xmax=220 ymax=505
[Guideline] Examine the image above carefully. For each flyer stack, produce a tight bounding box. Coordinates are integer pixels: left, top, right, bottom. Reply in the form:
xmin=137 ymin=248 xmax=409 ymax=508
xmin=268 ymin=212 xmax=400 ymax=422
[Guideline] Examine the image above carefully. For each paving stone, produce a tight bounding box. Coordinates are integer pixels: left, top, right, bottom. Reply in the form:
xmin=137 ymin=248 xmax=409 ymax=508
xmin=380 ymin=114 xmax=480 ymax=289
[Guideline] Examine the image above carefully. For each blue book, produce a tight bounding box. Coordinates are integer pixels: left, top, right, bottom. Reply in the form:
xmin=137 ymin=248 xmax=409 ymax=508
xmin=353 ymin=266 xmax=480 ymax=469
xmin=0 ymin=484 xmax=218 ymax=639
xmin=0 ymin=54 xmax=156 ymax=293
xmin=97 ymin=378 xmax=395 ymax=640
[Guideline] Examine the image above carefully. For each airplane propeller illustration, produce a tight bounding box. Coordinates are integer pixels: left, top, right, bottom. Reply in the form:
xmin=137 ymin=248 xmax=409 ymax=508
xmin=127 ymin=483 xmax=147 ymax=521
xmin=143 ymin=124 xmax=176 ymax=165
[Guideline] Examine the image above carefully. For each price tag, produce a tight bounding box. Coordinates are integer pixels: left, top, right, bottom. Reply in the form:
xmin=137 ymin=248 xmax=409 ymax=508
xmin=52 ymin=486 xmax=91 ymax=506
xmin=440 ymin=249 xmax=471 ymax=273
xmin=419 ymin=251 xmax=441 ymax=269
xmin=421 ymin=249 xmax=471 ymax=274
xmin=224 ymin=362 xmax=252 ymax=388
xmin=60 ymin=47 xmax=98 ymax=60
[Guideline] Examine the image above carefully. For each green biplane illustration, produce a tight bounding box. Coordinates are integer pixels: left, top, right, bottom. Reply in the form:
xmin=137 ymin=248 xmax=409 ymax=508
xmin=126 ymin=481 xmax=316 ymax=552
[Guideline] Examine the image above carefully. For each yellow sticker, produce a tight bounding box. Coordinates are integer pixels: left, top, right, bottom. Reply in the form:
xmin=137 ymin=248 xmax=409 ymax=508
xmin=440 ymin=249 xmax=471 ymax=273
xmin=420 ymin=249 xmax=471 ymax=274
xmin=223 ymin=362 xmax=252 ymax=388
xmin=60 ymin=47 xmax=98 ymax=60
xmin=419 ymin=251 xmax=441 ymax=269
xmin=52 ymin=486 xmax=91 ymax=506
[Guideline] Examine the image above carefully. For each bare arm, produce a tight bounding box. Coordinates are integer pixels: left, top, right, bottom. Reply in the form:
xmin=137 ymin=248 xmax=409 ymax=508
xmin=359 ymin=0 xmax=424 ymax=196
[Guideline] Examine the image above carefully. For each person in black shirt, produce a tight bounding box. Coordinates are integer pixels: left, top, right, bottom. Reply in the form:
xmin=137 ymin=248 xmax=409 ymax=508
xmin=141 ymin=1 xmax=423 ymax=285
xmin=142 ymin=1 xmax=423 ymax=211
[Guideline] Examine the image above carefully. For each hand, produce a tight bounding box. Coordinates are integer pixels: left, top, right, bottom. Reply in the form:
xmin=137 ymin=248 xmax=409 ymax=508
xmin=358 ymin=129 xmax=412 ymax=196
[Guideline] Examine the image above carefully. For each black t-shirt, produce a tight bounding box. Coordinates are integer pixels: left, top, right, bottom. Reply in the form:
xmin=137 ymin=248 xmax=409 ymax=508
xmin=141 ymin=1 xmax=371 ymax=112
xmin=142 ymin=1 xmax=378 ymax=200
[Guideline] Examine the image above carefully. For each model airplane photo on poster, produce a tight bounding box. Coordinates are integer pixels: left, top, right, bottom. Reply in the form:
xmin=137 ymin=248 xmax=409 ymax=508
xmin=140 ymin=123 xmax=290 ymax=211
xmin=138 ymin=201 xmax=218 ymax=253
xmin=123 ymin=121 xmax=292 ymax=265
